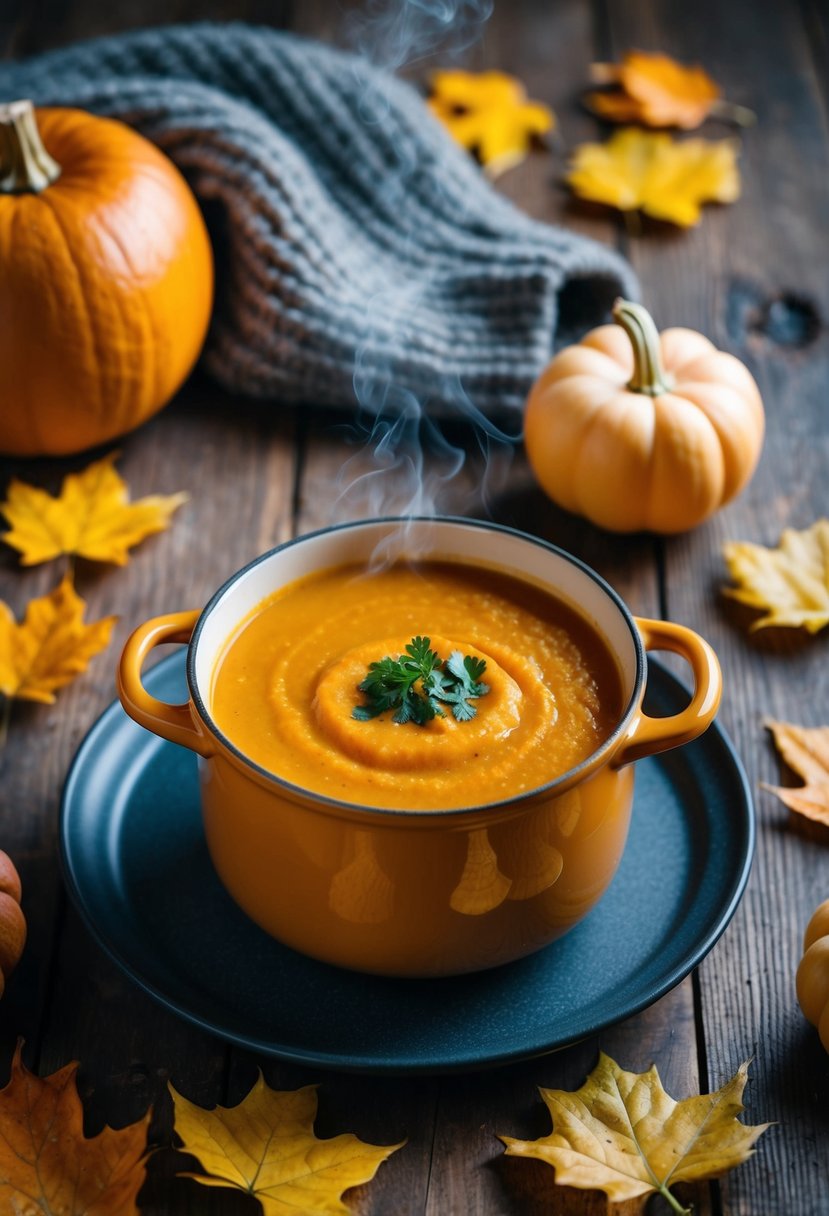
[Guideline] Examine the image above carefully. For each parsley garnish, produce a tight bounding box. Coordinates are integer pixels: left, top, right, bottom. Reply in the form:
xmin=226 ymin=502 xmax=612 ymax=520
xmin=353 ymin=636 xmax=490 ymax=726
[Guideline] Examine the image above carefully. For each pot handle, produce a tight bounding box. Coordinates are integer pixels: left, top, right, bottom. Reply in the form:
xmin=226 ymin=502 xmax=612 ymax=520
xmin=117 ymin=611 xmax=214 ymax=757
xmin=613 ymin=618 xmax=722 ymax=767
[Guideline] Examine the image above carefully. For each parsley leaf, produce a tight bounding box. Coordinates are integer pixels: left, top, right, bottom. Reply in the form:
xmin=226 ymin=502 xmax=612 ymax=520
xmin=353 ymin=637 xmax=490 ymax=726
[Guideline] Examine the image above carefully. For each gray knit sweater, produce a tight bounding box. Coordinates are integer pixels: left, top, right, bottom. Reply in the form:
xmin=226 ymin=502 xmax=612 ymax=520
xmin=0 ymin=24 xmax=637 ymax=417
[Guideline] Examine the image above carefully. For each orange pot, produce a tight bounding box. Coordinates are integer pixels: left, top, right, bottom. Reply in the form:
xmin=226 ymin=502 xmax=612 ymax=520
xmin=117 ymin=519 xmax=721 ymax=977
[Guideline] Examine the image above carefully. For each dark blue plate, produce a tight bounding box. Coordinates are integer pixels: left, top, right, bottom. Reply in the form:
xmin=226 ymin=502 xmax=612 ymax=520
xmin=60 ymin=652 xmax=754 ymax=1074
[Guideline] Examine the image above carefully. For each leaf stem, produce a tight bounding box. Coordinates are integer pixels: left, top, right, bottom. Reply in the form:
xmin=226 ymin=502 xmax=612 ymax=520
xmin=623 ymin=208 xmax=641 ymax=240
xmin=709 ymin=98 xmax=757 ymax=127
xmin=0 ymin=697 xmax=11 ymax=754
xmin=658 ymin=1182 xmax=692 ymax=1215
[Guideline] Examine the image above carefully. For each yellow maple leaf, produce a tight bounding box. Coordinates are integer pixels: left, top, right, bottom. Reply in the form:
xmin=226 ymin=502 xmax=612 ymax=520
xmin=763 ymin=719 xmax=829 ymax=834
xmin=1 ymin=452 xmax=188 ymax=566
xmin=587 ymin=50 xmax=721 ymax=129
xmin=172 ymin=1074 xmax=404 ymax=1216
xmin=0 ymin=1041 xmax=150 ymax=1215
xmin=429 ymin=69 xmax=554 ymax=177
xmin=723 ymin=519 xmax=829 ymax=633
xmin=0 ymin=576 xmax=116 ymax=704
xmin=501 ymin=1053 xmax=769 ymax=1214
xmin=567 ymin=127 xmax=740 ymax=227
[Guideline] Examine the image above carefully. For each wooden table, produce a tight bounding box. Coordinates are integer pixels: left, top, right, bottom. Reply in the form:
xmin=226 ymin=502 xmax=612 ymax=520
xmin=1 ymin=1 xmax=828 ymax=1212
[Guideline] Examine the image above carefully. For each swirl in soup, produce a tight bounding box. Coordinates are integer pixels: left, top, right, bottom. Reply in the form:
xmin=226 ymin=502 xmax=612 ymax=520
xmin=210 ymin=561 xmax=624 ymax=810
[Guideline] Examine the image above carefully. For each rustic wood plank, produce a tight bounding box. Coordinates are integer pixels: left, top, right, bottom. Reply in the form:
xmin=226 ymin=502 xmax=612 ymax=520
xmin=601 ymin=0 xmax=829 ymax=1212
xmin=0 ymin=14 xmax=299 ymax=1206
xmin=0 ymin=385 xmax=298 ymax=1213
xmin=7 ymin=0 xmax=293 ymax=55
xmin=0 ymin=0 xmax=27 ymax=58
xmin=807 ymin=0 xmax=829 ymax=105
xmin=290 ymin=430 xmax=710 ymax=1216
xmin=286 ymin=4 xmax=711 ymax=1214
xmin=430 ymin=0 xmax=708 ymax=1209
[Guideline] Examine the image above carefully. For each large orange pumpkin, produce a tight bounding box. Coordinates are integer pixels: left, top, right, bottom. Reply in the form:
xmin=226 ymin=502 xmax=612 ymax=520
xmin=0 ymin=99 xmax=213 ymax=456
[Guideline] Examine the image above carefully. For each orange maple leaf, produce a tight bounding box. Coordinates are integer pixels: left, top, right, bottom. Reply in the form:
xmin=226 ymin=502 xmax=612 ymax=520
xmin=587 ymin=51 xmax=721 ymax=129
xmin=428 ymin=69 xmax=554 ymax=177
xmin=764 ymin=720 xmax=829 ymax=835
xmin=0 ymin=1042 xmax=151 ymax=1215
xmin=0 ymin=576 xmax=116 ymax=704
xmin=1 ymin=452 xmax=187 ymax=566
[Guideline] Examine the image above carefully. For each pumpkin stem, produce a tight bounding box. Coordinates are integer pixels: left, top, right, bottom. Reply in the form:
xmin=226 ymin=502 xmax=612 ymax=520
xmin=0 ymin=99 xmax=61 ymax=194
xmin=613 ymin=298 xmax=672 ymax=397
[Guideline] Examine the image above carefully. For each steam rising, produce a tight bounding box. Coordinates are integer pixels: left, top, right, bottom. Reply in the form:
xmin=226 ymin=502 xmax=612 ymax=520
xmin=327 ymin=0 xmax=519 ymax=549
xmin=335 ymin=369 xmax=519 ymax=521
xmin=345 ymin=0 xmax=495 ymax=70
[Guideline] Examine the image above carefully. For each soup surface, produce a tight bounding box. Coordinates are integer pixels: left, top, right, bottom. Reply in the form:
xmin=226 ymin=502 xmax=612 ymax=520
xmin=210 ymin=561 xmax=624 ymax=810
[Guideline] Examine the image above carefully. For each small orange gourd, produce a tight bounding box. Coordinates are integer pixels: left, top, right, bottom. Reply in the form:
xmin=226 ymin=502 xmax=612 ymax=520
xmin=524 ymin=299 xmax=765 ymax=534
xmin=0 ymin=850 xmax=25 ymax=998
xmin=796 ymin=899 xmax=829 ymax=1053
xmin=0 ymin=100 xmax=213 ymax=456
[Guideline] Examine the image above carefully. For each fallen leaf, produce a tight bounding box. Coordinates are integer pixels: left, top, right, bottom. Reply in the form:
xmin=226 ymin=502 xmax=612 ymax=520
xmin=587 ymin=51 xmax=720 ymax=129
xmin=428 ymin=69 xmax=554 ymax=177
xmin=1 ymin=452 xmax=188 ymax=566
xmin=0 ymin=576 xmax=116 ymax=704
xmin=764 ymin=719 xmax=829 ymax=833
xmin=172 ymin=1073 xmax=404 ymax=1215
xmin=567 ymin=127 xmax=740 ymax=226
xmin=723 ymin=519 xmax=829 ymax=633
xmin=501 ymin=1053 xmax=768 ymax=1214
xmin=0 ymin=1041 xmax=150 ymax=1215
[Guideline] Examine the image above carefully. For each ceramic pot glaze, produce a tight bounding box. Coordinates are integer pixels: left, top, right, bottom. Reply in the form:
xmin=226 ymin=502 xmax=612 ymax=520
xmin=117 ymin=519 xmax=721 ymax=977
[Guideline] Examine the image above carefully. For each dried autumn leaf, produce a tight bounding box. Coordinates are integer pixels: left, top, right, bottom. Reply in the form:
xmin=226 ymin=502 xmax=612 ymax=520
xmin=723 ymin=519 xmax=829 ymax=632
xmin=587 ymin=51 xmax=721 ymax=129
xmin=764 ymin=719 xmax=829 ymax=832
xmin=567 ymin=127 xmax=740 ymax=227
xmin=172 ymin=1074 xmax=403 ymax=1216
xmin=1 ymin=452 xmax=188 ymax=566
xmin=0 ymin=576 xmax=116 ymax=704
xmin=428 ymin=69 xmax=554 ymax=177
xmin=0 ymin=1041 xmax=150 ymax=1215
xmin=501 ymin=1053 xmax=768 ymax=1215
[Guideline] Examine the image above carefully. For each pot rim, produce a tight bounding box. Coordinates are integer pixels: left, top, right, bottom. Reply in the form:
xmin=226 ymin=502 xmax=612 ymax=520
xmin=186 ymin=516 xmax=647 ymax=820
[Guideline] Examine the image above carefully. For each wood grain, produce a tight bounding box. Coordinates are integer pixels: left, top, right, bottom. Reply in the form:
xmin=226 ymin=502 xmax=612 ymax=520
xmin=602 ymin=0 xmax=829 ymax=1212
xmin=0 ymin=388 xmax=297 ymax=1216
xmin=286 ymin=4 xmax=707 ymax=1213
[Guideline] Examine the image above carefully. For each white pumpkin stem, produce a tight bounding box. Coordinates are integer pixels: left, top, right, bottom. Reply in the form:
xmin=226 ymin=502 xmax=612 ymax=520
xmin=0 ymin=99 xmax=61 ymax=194
xmin=613 ymin=298 xmax=671 ymax=398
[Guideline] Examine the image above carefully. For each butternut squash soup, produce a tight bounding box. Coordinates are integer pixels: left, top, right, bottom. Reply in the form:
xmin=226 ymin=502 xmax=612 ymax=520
xmin=210 ymin=561 xmax=623 ymax=811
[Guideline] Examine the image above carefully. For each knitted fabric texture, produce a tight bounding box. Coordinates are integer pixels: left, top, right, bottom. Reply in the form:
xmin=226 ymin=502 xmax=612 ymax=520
xmin=0 ymin=23 xmax=638 ymax=416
